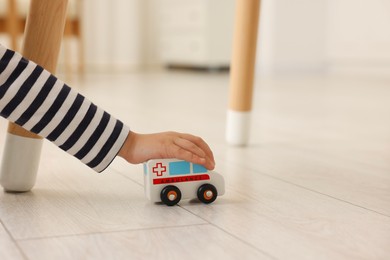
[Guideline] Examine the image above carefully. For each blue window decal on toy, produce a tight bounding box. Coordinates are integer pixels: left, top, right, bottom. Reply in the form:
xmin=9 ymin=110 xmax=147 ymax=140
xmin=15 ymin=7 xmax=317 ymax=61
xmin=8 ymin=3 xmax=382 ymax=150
xmin=143 ymin=163 xmax=147 ymax=175
xmin=169 ymin=161 xmax=190 ymax=175
xmin=193 ymin=164 xmax=207 ymax=173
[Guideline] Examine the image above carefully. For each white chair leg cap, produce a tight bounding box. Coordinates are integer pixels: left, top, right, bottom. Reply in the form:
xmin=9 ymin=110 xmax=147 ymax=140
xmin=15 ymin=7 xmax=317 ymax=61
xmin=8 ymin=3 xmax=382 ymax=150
xmin=226 ymin=110 xmax=251 ymax=146
xmin=0 ymin=133 xmax=43 ymax=192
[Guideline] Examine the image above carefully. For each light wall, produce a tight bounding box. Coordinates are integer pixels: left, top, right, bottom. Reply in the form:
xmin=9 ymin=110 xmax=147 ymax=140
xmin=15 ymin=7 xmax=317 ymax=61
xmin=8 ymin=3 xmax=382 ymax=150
xmin=257 ymin=0 xmax=328 ymax=74
xmin=257 ymin=0 xmax=390 ymax=75
xmin=327 ymin=0 xmax=390 ymax=74
xmin=79 ymin=0 xmax=390 ymax=74
xmin=81 ymin=0 xmax=165 ymax=72
xmin=82 ymin=0 xmax=146 ymax=71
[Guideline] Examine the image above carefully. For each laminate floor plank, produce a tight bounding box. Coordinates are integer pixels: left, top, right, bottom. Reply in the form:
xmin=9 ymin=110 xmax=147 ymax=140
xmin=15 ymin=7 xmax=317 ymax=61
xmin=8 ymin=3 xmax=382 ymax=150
xmin=217 ymin=143 xmax=390 ymax=216
xmin=182 ymin=162 xmax=390 ymax=260
xmin=18 ymin=224 xmax=270 ymax=260
xmin=0 ymin=222 xmax=25 ymax=260
xmin=0 ymin=142 xmax=205 ymax=240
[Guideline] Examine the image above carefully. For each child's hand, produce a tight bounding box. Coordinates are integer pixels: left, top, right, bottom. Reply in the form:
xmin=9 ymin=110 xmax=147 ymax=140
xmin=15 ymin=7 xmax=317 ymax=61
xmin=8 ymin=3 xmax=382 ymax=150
xmin=118 ymin=131 xmax=215 ymax=170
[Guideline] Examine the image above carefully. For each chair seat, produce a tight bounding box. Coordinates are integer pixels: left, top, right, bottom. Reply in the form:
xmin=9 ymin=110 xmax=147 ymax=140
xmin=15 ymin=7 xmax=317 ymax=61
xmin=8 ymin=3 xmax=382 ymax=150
xmin=0 ymin=0 xmax=84 ymax=76
xmin=0 ymin=0 xmax=78 ymax=20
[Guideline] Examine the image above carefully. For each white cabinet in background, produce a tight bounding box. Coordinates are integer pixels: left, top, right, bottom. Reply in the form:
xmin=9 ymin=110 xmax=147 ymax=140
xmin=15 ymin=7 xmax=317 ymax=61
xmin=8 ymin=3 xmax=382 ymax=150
xmin=157 ymin=0 xmax=235 ymax=69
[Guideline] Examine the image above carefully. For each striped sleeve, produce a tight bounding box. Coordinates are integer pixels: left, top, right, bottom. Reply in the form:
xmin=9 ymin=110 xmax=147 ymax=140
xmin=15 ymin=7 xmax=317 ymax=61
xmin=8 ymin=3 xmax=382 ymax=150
xmin=0 ymin=44 xmax=130 ymax=172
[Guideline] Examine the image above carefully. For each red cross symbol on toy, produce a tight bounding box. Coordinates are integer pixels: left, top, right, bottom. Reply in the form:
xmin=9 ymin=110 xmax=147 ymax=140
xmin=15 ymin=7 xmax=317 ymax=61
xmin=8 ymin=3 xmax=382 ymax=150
xmin=152 ymin=162 xmax=166 ymax=177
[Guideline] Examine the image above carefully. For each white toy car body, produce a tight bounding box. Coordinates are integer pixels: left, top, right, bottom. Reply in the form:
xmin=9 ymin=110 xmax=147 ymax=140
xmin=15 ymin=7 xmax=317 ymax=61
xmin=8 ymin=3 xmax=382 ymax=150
xmin=143 ymin=159 xmax=225 ymax=206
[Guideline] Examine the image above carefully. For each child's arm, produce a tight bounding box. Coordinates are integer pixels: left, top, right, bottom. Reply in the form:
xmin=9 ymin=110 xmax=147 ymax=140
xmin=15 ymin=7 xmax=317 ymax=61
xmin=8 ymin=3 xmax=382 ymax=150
xmin=0 ymin=44 xmax=214 ymax=172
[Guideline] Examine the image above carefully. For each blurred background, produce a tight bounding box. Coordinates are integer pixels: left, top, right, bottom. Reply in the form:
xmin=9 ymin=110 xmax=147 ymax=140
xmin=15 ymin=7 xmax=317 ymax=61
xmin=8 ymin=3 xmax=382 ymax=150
xmin=1 ymin=0 xmax=389 ymax=77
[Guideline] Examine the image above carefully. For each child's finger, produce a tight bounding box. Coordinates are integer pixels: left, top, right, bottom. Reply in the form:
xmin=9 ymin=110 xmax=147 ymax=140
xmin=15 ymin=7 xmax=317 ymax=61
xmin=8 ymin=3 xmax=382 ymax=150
xmin=178 ymin=133 xmax=215 ymax=163
xmin=173 ymin=137 xmax=206 ymax=159
xmin=172 ymin=145 xmax=206 ymax=165
xmin=170 ymin=142 xmax=214 ymax=170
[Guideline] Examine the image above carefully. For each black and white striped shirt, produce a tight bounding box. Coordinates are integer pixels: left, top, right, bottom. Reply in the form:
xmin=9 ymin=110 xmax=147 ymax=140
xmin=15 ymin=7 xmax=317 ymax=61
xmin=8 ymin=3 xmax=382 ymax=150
xmin=0 ymin=44 xmax=129 ymax=172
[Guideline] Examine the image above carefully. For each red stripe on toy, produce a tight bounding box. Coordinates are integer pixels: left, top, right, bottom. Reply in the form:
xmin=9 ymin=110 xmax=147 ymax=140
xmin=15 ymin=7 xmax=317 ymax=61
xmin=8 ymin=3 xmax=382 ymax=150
xmin=153 ymin=174 xmax=210 ymax=185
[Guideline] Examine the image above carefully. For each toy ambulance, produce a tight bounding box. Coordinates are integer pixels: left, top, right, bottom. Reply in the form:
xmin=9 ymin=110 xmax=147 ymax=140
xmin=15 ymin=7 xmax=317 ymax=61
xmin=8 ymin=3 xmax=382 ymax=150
xmin=143 ymin=159 xmax=225 ymax=206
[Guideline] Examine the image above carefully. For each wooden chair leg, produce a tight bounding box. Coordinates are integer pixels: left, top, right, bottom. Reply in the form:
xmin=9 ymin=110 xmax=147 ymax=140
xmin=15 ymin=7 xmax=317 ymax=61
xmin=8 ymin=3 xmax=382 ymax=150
xmin=78 ymin=24 xmax=85 ymax=76
xmin=76 ymin=0 xmax=85 ymax=75
xmin=226 ymin=0 xmax=261 ymax=146
xmin=7 ymin=0 xmax=19 ymax=51
xmin=64 ymin=18 xmax=73 ymax=80
xmin=0 ymin=0 xmax=68 ymax=192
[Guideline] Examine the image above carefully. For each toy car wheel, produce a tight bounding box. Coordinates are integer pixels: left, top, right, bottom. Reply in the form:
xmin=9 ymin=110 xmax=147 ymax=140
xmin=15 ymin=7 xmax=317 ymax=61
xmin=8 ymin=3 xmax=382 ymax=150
xmin=160 ymin=185 xmax=181 ymax=206
xmin=197 ymin=184 xmax=218 ymax=204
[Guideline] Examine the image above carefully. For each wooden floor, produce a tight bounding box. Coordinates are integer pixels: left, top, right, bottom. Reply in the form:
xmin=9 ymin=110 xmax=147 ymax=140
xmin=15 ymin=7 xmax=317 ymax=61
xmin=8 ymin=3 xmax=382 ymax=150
xmin=0 ymin=70 xmax=389 ymax=259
